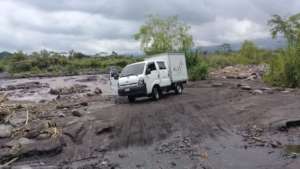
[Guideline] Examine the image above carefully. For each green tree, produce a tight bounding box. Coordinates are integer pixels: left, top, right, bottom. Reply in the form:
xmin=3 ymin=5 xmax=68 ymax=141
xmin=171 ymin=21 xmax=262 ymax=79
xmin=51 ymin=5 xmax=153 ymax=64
xmin=268 ymin=13 xmax=300 ymax=46
xmin=219 ymin=43 xmax=232 ymax=54
xmin=134 ymin=15 xmax=193 ymax=55
xmin=265 ymin=13 xmax=300 ymax=87
xmin=240 ymin=40 xmax=258 ymax=63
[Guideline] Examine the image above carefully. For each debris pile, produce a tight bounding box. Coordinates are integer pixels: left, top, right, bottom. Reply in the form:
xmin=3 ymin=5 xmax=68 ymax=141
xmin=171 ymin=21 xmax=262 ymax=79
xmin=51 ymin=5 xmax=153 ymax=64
xmin=76 ymin=75 xmax=98 ymax=82
xmin=210 ymin=64 xmax=267 ymax=80
xmin=0 ymin=81 xmax=49 ymax=91
xmin=240 ymin=125 xmax=282 ymax=149
xmin=0 ymin=93 xmax=65 ymax=165
xmin=49 ymin=84 xmax=90 ymax=95
xmin=156 ymin=135 xmax=192 ymax=154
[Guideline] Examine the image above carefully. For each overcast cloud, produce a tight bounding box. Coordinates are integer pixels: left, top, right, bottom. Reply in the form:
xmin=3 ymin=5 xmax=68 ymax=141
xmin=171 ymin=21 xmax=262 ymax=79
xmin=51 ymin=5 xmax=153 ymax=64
xmin=0 ymin=0 xmax=299 ymax=54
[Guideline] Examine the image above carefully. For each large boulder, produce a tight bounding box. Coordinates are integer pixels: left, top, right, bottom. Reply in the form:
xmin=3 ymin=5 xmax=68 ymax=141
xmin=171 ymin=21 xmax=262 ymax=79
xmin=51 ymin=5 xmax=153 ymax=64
xmin=0 ymin=124 xmax=12 ymax=138
xmin=0 ymin=137 xmax=63 ymax=163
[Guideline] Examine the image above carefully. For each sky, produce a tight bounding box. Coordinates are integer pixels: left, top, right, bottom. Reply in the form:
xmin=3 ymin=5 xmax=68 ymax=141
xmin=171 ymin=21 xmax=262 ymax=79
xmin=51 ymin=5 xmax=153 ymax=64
xmin=0 ymin=0 xmax=299 ymax=54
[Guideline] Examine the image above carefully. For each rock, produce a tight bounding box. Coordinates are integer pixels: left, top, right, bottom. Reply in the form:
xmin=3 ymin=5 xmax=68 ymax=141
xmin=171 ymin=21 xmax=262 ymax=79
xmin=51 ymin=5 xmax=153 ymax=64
xmin=49 ymin=84 xmax=90 ymax=95
xmin=36 ymin=133 xmax=50 ymax=140
xmin=4 ymin=137 xmax=34 ymax=149
xmin=20 ymin=138 xmax=63 ymax=157
xmin=11 ymin=165 xmax=33 ymax=169
xmin=0 ymin=138 xmax=63 ymax=163
xmin=240 ymin=85 xmax=252 ymax=90
xmin=247 ymin=75 xmax=257 ymax=80
xmin=0 ymin=124 xmax=12 ymax=138
xmin=57 ymin=111 xmax=66 ymax=117
xmin=211 ymin=83 xmax=223 ymax=87
xmin=71 ymin=110 xmax=83 ymax=117
xmin=49 ymin=88 xmax=59 ymax=95
xmin=56 ymin=102 xmax=88 ymax=109
xmin=270 ymin=140 xmax=282 ymax=148
xmin=24 ymin=120 xmax=48 ymax=139
xmin=8 ymin=111 xmax=27 ymax=127
xmin=94 ymin=88 xmax=102 ymax=95
xmin=80 ymin=102 xmax=88 ymax=107
xmin=95 ymin=123 xmax=113 ymax=135
xmin=170 ymin=161 xmax=176 ymax=167
xmin=252 ymin=89 xmax=263 ymax=95
xmin=86 ymin=93 xmax=94 ymax=97
xmin=118 ymin=153 xmax=128 ymax=159
xmin=237 ymin=73 xmax=249 ymax=79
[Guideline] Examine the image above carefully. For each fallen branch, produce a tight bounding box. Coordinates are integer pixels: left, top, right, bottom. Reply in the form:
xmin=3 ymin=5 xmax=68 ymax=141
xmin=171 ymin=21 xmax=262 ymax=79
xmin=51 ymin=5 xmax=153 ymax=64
xmin=25 ymin=107 xmax=29 ymax=126
xmin=0 ymin=157 xmax=19 ymax=168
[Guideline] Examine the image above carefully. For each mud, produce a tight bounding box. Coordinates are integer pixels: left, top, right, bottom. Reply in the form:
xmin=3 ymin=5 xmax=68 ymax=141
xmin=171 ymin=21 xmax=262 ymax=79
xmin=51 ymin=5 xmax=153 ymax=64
xmin=0 ymin=76 xmax=300 ymax=169
xmin=0 ymin=75 xmax=112 ymax=102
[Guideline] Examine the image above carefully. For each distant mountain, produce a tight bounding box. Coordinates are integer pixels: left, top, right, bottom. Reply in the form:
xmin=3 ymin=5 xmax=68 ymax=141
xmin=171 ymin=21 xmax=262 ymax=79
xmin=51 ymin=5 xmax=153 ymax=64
xmin=0 ymin=51 xmax=12 ymax=59
xmin=199 ymin=37 xmax=286 ymax=53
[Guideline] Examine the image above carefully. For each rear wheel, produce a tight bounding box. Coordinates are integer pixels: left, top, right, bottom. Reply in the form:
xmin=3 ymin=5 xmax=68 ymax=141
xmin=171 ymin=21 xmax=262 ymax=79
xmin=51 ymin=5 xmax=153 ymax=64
xmin=152 ymin=86 xmax=160 ymax=100
xmin=174 ymin=83 xmax=183 ymax=95
xmin=128 ymin=96 xmax=135 ymax=103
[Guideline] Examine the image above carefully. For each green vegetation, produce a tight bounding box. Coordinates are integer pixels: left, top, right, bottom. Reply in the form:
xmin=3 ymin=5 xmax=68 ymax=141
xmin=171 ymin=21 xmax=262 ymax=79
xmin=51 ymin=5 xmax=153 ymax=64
xmin=206 ymin=41 xmax=273 ymax=68
xmin=0 ymin=50 xmax=141 ymax=77
xmin=185 ymin=50 xmax=208 ymax=80
xmin=135 ymin=15 xmax=208 ymax=80
xmin=134 ymin=15 xmax=274 ymax=81
xmin=134 ymin=15 xmax=193 ymax=55
xmin=264 ymin=13 xmax=300 ymax=87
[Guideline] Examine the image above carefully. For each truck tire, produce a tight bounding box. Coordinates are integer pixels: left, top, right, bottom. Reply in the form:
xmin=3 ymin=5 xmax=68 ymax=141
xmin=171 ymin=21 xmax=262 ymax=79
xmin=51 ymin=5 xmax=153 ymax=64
xmin=152 ymin=86 xmax=160 ymax=100
xmin=174 ymin=83 xmax=183 ymax=95
xmin=128 ymin=96 xmax=135 ymax=103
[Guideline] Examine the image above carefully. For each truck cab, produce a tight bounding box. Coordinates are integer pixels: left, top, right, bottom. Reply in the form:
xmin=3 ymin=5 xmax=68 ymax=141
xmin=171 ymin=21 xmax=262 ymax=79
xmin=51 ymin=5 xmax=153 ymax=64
xmin=118 ymin=53 xmax=188 ymax=102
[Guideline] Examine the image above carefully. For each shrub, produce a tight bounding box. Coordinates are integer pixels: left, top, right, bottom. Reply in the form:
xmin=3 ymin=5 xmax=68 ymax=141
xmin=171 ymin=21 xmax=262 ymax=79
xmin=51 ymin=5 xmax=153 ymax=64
xmin=188 ymin=62 xmax=208 ymax=81
xmin=185 ymin=50 xmax=209 ymax=81
xmin=264 ymin=46 xmax=300 ymax=87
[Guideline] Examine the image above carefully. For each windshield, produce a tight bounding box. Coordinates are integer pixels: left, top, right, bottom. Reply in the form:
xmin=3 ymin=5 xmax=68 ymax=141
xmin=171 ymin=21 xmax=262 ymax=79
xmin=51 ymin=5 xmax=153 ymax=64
xmin=120 ymin=63 xmax=145 ymax=77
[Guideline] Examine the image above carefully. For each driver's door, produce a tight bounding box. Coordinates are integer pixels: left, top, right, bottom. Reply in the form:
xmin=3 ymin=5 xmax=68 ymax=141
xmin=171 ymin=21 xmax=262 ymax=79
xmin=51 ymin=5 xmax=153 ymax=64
xmin=144 ymin=62 xmax=159 ymax=94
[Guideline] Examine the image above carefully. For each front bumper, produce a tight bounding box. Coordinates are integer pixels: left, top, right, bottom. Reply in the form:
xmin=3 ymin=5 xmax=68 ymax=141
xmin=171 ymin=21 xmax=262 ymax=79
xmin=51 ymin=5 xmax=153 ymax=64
xmin=118 ymin=85 xmax=147 ymax=97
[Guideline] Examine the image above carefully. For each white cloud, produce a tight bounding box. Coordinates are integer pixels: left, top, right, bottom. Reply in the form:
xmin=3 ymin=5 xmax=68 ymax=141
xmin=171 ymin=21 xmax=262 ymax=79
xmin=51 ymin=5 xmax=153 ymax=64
xmin=191 ymin=17 xmax=269 ymax=46
xmin=0 ymin=0 xmax=299 ymax=53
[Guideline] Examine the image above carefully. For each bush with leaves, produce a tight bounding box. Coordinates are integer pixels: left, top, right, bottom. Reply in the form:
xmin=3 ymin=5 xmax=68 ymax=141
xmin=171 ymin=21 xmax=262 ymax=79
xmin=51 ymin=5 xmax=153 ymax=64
xmin=185 ymin=50 xmax=208 ymax=81
xmin=264 ymin=13 xmax=300 ymax=87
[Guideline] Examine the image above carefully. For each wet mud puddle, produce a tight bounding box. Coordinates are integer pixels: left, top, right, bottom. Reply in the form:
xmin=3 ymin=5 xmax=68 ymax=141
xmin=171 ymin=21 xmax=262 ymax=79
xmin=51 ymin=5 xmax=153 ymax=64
xmin=285 ymin=145 xmax=300 ymax=154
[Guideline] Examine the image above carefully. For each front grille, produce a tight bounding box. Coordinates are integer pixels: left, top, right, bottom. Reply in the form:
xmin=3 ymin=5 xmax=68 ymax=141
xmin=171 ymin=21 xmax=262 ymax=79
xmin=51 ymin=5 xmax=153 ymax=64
xmin=119 ymin=83 xmax=138 ymax=87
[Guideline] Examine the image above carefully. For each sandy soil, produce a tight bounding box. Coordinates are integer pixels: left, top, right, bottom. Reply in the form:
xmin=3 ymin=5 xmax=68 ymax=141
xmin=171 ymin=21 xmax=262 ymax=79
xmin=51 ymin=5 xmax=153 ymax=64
xmin=0 ymin=77 xmax=300 ymax=169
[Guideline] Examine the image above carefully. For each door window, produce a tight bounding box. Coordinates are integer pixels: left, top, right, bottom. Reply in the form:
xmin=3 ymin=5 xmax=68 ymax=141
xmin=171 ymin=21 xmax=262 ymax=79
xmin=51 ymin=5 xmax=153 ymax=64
xmin=157 ymin=61 xmax=166 ymax=70
xmin=147 ymin=62 xmax=157 ymax=71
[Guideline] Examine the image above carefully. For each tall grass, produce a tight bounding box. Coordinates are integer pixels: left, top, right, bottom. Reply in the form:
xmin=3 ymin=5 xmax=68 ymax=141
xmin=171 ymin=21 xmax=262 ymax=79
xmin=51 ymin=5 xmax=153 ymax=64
xmin=264 ymin=44 xmax=300 ymax=87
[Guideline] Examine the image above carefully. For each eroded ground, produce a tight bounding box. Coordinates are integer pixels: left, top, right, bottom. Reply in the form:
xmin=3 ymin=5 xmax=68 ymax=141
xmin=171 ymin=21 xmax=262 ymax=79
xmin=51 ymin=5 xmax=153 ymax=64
xmin=0 ymin=74 xmax=299 ymax=169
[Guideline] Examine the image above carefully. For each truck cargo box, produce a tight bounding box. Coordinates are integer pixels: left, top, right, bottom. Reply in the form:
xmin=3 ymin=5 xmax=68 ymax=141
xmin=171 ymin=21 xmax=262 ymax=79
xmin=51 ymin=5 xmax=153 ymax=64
xmin=145 ymin=53 xmax=188 ymax=83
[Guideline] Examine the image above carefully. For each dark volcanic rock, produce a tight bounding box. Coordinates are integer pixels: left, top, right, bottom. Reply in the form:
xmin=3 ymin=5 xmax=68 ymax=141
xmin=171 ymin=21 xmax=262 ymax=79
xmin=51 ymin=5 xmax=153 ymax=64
xmin=0 ymin=137 xmax=63 ymax=163
xmin=71 ymin=110 xmax=83 ymax=117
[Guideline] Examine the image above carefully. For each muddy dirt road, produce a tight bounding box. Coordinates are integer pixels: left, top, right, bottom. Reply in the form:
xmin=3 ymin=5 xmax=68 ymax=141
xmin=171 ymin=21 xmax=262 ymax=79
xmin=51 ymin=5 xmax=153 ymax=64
xmin=0 ymin=77 xmax=300 ymax=169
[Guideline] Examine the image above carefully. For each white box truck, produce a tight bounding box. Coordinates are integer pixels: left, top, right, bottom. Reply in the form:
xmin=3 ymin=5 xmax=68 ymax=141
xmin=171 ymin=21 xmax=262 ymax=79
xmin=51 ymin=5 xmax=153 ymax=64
xmin=117 ymin=53 xmax=188 ymax=102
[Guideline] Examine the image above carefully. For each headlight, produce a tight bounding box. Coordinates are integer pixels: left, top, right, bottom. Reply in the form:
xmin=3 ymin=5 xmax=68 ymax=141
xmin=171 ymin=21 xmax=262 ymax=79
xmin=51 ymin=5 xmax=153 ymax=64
xmin=138 ymin=78 xmax=145 ymax=87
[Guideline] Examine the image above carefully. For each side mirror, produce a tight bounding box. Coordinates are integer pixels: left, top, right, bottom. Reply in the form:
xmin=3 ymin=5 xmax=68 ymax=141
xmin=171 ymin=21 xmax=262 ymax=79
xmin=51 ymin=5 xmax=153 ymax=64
xmin=146 ymin=68 xmax=151 ymax=75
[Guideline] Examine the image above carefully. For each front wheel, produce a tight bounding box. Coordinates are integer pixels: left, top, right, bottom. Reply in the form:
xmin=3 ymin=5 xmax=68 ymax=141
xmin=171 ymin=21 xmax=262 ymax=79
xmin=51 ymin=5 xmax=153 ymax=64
xmin=174 ymin=83 xmax=183 ymax=95
xmin=152 ymin=86 xmax=160 ymax=101
xmin=128 ymin=96 xmax=135 ymax=103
